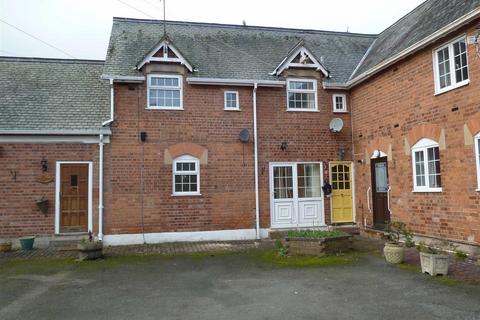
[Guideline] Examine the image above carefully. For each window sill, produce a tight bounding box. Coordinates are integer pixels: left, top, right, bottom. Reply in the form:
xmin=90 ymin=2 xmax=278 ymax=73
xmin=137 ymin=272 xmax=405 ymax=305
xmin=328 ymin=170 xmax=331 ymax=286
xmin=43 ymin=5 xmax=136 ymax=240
xmin=224 ymin=108 xmax=241 ymax=112
xmin=171 ymin=193 xmax=202 ymax=197
xmin=434 ymin=80 xmax=469 ymax=96
xmin=146 ymin=107 xmax=184 ymax=111
xmin=286 ymin=109 xmax=319 ymax=113
xmin=333 ymin=110 xmax=348 ymax=114
xmin=412 ymin=188 xmax=443 ymax=193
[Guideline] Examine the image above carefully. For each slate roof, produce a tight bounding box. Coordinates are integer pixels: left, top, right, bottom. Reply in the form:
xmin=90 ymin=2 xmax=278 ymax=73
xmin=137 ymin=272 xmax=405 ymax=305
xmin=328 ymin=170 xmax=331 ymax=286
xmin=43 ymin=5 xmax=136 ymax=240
xmin=103 ymin=18 xmax=377 ymax=84
xmin=351 ymin=0 xmax=480 ymax=79
xmin=0 ymin=57 xmax=110 ymax=133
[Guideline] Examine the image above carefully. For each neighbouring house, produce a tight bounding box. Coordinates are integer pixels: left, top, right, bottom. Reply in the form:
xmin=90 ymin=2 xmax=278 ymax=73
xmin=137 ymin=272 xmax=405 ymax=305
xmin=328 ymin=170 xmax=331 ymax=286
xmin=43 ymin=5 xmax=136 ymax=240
xmin=1 ymin=0 xmax=479 ymax=253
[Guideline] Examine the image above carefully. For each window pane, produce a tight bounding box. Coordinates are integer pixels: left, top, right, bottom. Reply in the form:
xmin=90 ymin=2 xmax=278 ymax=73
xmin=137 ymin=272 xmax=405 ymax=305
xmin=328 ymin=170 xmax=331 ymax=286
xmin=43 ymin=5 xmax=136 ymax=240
xmin=427 ymin=146 xmax=441 ymax=188
xmin=297 ymin=164 xmax=321 ymax=198
xmin=437 ymin=47 xmax=451 ymax=89
xmin=273 ymin=166 xmax=293 ymax=199
xmin=453 ymin=39 xmax=468 ymax=83
xmin=289 ymin=81 xmax=313 ymax=90
xmin=415 ymin=151 xmax=426 ymax=187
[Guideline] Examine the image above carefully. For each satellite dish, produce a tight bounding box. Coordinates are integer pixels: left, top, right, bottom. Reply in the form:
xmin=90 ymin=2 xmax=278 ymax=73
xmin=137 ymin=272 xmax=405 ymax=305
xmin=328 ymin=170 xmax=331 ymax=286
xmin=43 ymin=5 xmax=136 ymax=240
xmin=329 ymin=118 xmax=344 ymax=133
xmin=239 ymin=129 xmax=250 ymax=143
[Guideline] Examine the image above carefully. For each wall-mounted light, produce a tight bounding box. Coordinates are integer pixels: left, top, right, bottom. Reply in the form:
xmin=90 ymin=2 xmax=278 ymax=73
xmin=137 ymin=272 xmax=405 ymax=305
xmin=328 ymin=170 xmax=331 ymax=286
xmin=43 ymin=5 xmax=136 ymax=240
xmin=41 ymin=158 xmax=48 ymax=172
xmin=280 ymin=142 xmax=288 ymax=151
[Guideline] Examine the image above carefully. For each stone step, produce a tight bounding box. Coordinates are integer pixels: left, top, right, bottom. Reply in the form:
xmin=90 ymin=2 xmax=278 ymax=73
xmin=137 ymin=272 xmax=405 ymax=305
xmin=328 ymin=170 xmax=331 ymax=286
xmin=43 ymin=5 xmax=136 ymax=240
xmin=50 ymin=234 xmax=88 ymax=251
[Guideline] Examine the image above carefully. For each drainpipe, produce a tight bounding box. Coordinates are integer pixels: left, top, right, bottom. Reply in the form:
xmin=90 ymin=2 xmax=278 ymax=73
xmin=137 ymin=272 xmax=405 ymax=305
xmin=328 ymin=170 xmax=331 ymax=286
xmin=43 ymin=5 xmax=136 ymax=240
xmin=98 ymin=134 xmax=104 ymax=241
xmin=102 ymin=79 xmax=114 ymax=126
xmin=253 ymin=83 xmax=260 ymax=239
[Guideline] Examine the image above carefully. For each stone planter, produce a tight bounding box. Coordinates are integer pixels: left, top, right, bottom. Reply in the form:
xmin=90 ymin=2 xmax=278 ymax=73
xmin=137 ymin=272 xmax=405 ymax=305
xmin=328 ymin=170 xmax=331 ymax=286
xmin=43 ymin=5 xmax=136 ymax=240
xmin=0 ymin=241 xmax=12 ymax=252
xmin=420 ymin=252 xmax=449 ymax=276
xmin=383 ymin=242 xmax=405 ymax=264
xmin=282 ymin=235 xmax=353 ymax=256
xmin=77 ymin=241 xmax=103 ymax=261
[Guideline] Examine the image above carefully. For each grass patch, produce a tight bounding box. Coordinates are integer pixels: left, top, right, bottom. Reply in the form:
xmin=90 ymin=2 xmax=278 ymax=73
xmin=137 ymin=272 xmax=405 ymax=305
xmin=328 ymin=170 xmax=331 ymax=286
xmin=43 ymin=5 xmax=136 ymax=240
xmin=397 ymin=263 xmax=420 ymax=272
xmin=286 ymin=229 xmax=349 ymax=239
xmin=256 ymin=250 xmax=362 ymax=268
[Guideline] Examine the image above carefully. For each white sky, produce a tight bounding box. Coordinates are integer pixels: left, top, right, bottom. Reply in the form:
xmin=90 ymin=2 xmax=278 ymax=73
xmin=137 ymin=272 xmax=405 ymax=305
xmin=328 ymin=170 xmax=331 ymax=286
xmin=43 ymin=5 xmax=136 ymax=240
xmin=0 ymin=0 xmax=425 ymax=60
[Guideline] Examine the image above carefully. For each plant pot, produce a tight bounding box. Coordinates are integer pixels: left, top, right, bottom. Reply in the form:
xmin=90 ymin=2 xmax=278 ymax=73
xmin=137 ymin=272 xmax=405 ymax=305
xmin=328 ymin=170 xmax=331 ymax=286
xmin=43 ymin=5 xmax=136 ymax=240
xmin=0 ymin=242 xmax=12 ymax=252
xmin=420 ymin=252 xmax=449 ymax=276
xmin=383 ymin=242 xmax=405 ymax=264
xmin=19 ymin=236 xmax=35 ymax=251
xmin=77 ymin=241 xmax=103 ymax=261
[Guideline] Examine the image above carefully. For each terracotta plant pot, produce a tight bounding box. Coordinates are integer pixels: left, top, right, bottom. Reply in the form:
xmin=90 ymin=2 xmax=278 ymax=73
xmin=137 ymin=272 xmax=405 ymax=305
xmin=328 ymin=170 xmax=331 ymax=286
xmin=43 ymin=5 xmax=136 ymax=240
xmin=383 ymin=242 xmax=405 ymax=264
xmin=77 ymin=241 xmax=103 ymax=261
xmin=420 ymin=252 xmax=449 ymax=276
xmin=0 ymin=242 xmax=12 ymax=252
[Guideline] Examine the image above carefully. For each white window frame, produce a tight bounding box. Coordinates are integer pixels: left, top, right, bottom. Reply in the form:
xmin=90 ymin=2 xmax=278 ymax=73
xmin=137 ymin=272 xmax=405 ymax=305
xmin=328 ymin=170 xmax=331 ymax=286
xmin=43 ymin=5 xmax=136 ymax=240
xmin=432 ymin=35 xmax=470 ymax=95
xmin=332 ymin=94 xmax=347 ymax=113
xmin=172 ymin=155 xmax=200 ymax=196
xmin=147 ymin=74 xmax=183 ymax=110
xmin=411 ymin=138 xmax=442 ymax=193
xmin=475 ymin=133 xmax=480 ymax=191
xmin=224 ymin=91 xmax=240 ymax=111
xmin=286 ymin=78 xmax=318 ymax=112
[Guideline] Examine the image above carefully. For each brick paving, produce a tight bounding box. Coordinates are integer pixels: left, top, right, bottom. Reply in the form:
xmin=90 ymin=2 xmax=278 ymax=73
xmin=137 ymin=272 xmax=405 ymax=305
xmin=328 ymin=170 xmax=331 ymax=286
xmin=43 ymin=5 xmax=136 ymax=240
xmin=0 ymin=240 xmax=272 ymax=261
xmin=404 ymin=247 xmax=480 ymax=284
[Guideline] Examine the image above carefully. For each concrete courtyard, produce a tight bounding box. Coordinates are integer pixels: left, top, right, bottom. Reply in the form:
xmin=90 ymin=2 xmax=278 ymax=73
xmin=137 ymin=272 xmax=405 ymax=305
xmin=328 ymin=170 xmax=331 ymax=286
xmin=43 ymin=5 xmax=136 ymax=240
xmin=1 ymin=249 xmax=479 ymax=320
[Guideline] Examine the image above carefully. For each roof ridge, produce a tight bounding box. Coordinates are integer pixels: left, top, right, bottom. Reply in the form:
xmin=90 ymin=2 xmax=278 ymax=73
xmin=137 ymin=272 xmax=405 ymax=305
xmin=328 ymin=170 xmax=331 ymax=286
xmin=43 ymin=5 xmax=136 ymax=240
xmin=0 ymin=56 xmax=105 ymax=64
xmin=112 ymin=17 xmax=378 ymax=38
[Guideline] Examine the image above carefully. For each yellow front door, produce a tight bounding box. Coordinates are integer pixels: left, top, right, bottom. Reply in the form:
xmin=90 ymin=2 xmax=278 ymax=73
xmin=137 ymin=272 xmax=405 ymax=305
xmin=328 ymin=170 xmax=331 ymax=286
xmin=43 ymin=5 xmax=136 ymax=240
xmin=330 ymin=162 xmax=354 ymax=223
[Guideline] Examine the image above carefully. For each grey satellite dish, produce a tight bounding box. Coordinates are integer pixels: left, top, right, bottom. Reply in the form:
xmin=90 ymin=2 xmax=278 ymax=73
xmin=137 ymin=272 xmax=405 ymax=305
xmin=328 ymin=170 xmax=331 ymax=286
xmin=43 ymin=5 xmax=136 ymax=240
xmin=239 ymin=129 xmax=250 ymax=142
xmin=329 ymin=118 xmax=344 ymax=133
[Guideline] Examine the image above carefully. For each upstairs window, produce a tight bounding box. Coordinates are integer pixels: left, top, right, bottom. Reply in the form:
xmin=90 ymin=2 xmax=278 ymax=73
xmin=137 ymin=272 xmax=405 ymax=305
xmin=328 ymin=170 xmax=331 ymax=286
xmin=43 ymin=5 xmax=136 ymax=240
xmin=287 ymin=78 xmax=317 ymax=111
xmin=173 ymin=155 xmax=200 ymax=196
xmin=147 ymin=74 xmax=183 ymax=109
xmin=332 ymin=94 xmax=347 ymax=112
xmin=433 ymin=36 xmax=469 ymax=94
xmin=224 ymin=91 xmax=239 ymax=110
xmin=411 ymin=138 xmax=442 ymax=192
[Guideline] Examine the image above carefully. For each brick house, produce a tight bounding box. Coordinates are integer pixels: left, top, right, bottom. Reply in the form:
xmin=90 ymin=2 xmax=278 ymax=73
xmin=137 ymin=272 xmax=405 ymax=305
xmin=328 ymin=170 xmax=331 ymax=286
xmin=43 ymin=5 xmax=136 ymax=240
xmin=1 ymin=0 xmax=480 ymax=251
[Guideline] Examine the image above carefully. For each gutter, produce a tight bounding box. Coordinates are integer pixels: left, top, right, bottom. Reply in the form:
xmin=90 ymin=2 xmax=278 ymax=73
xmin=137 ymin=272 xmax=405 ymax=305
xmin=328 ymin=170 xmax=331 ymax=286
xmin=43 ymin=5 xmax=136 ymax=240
xmin=101 ymin=74 xmax=145 ymax=83
xmin=0 ymin=129 xmax=111 ymax=135
xmin=252 ymin=83 xmax=260 ymax=239
xmin=187 ymin=77 xmax=285 ymax=87
xmin=347 ymin=7 xmax=480 ymax=88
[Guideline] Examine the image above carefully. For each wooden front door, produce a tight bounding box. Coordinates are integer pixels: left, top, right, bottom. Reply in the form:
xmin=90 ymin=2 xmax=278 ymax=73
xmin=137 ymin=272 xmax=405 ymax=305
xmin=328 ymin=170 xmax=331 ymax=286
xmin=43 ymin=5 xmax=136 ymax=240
xmin=370 ymin=157 xmax=390 ymax=228
xmin=330 ymin=162 xmax=354 ymax=223
xmin=60 ymin=164 xmax=89 ymax=233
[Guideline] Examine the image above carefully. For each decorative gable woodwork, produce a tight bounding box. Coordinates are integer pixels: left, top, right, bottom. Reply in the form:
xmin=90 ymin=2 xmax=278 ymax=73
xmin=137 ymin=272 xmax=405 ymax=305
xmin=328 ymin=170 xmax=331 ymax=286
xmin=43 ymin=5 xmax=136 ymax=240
xmin=271 ymin=42 xmax=329 ymax=77
xmin=137 ymin=39 xmax=193 ymax=72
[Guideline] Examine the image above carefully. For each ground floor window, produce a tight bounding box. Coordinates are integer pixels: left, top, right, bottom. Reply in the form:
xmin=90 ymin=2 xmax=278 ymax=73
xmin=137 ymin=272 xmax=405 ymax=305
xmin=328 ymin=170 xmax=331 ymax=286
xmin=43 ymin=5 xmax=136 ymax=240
xmin=173 ymin=155 xmax=200 ymax=196
xmin=411 ymin=138 xmax=442 ymax=192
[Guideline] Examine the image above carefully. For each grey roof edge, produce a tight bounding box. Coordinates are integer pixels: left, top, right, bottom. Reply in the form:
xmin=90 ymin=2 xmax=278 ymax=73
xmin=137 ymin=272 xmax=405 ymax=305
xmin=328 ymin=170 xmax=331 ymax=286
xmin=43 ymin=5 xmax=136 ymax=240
xmin=348 ymin=5 xmax=480 ymax=88
xmin=112 ymin=17 xmax=378 ymax=38
xmin=0 ymin=129 xmax=112 ymax=135
xmin=101 ymin=74 xmax=145 ymax=82
xmin=348 ymin=39 xmax=377 ymax=81
xmin=0 ymin=56 xmax=105 ymax=64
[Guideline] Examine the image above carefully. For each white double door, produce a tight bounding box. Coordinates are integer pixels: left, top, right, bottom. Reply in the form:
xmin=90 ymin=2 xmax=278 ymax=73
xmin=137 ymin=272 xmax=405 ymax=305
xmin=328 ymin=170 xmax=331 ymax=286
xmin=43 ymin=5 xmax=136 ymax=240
xmin=269 ymin=162 xmax=325 ymax=228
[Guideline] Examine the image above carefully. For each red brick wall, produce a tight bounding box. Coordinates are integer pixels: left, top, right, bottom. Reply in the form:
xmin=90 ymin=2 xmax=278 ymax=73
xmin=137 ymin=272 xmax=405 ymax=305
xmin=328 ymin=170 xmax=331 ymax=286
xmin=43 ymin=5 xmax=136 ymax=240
xmin=0 ymin=143 xmax=99 ymax=238
xmin=350 ymin=22 xmax=480 ymax=244
xmin=105 ymin=72 xmax=352 ymax=234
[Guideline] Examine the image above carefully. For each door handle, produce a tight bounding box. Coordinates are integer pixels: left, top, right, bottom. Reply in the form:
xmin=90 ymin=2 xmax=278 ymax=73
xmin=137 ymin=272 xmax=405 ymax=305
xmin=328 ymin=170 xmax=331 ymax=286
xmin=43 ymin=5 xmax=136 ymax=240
xmin=366 ymin=187 xmax=371 ymax=213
